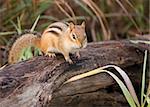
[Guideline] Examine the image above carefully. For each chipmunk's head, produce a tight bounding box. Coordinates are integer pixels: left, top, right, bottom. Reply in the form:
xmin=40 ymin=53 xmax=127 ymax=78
xmin=65 ymin=21 xmax=87 ymax=50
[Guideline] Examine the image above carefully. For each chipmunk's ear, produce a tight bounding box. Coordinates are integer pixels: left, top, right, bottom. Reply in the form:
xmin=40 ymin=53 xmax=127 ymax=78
xmin=69 ymin=22 xmax=75 ymax=31
xmin=65 ymin=22 xmax=74 ymax=34
xmin=81 ymin=21 xmax=85 ymax=28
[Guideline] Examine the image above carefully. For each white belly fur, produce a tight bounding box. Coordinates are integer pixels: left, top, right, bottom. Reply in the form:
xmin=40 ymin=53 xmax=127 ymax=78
xmin=47 ymin=47 xmax=79 ymax=54
xmin=47 ymin=47 xmax=60 ymax=53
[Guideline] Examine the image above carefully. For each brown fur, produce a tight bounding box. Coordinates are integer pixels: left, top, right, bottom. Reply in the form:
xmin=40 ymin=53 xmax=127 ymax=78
xmin=9 ymin=21 xmax=87 ymax=64
xmin=9 ymin=34 xmax=40 ymax=64
xmin=40 ymin=21 xmax=87 ymax=63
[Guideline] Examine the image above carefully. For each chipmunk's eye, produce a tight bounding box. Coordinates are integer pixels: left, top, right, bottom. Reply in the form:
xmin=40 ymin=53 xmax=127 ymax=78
xmin=72 ymin=34 xmax=76 ymax=40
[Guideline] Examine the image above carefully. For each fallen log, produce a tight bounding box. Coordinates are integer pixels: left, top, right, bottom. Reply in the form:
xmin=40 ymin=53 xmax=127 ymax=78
xmin=0 ymin=40 xmax=149 ymax=107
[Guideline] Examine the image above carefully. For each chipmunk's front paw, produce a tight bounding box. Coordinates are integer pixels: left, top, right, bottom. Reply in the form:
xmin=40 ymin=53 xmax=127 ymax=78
xmin=45 ymin=52 xmax=56 ymax=58
xmin=63 ymin=53 xmax=73 ymax=64
xmin=65 ymin=58 xmax=73 ymax=64
xmin=68 ymin=59 xmax=73 ymax=64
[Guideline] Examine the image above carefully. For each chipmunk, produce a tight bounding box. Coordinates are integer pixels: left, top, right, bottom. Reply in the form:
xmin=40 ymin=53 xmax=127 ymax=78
xmin=8 ymin=21 xmax=87 ymax=64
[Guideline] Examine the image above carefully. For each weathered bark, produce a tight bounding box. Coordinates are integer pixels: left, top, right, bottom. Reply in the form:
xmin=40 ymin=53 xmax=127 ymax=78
xmin=0 ymin=40 xmax=149 ymax=107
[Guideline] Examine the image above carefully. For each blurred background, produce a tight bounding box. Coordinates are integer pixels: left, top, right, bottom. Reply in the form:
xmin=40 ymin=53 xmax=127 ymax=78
xmin=0 ymin=0 xmax=149 ymax=66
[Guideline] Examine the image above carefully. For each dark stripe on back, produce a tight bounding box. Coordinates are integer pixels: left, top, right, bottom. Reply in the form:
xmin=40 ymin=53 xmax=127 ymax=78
xmin=64 ymin=22 xmax=69 ymax=26
xmin=49 ymin=25 xmax=62 ymax=31
xmin=47 ymin=30 xmax=60 ymax=36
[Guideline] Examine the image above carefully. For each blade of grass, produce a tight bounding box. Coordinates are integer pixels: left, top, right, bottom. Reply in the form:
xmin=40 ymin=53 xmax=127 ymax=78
xmin=55 ymin=0 xmax=74 ymax=23
xmin=19 ymin=46 xmax=33 ymax=61
xmin=97 ymin=65 xmax=140 ymax=106
xmin=105 ymin=70 xmax=137 ymax=107
xmin=34 ymin=47 xmax=42 ymax=56
xmin=0 ymin=64 xmax=8 ymax=70
xmin=91 ymin=18 xmax=97 ymax=41
xmin=34 ymin=0 xmax=52 ymax=17
xmin=4 ymin=1 xmax=26 ymax=25
xmin=75 ymin=0 xmax=94 ymax=16
xmin=62 ymin=0 xmax=77 ymax=24
xmin=61 ymin=16 xmax=87 ymax=22
xmin=30 ymin=15 xmax=40 ymax=32
xmin=125 ymin=0 xmax=140 ymax=14
xmin=17 ymin=17 xmax=22 ymax=34
xmin=130 ymin=40 xmax=150 ymax=45
xmin=115 ymin=0 xmax=141 ymax=33
xmin=142 ymin=82 xmax=150 ymax=107
xmin=141 ymin=50 xmax=147 ymax=105
xmin=0 ymin=31 xmax=16 ymax=36
xmin=0 ymin=8 xmax=6 ymax=13
xmin=0 ymin=36 xmax=8 ymax=44
xmin=10 ymin=20 xmax=21 ymax=35
xmin=64 ymin=64 xmax=140 ymax=106
xmin=40 ymin=15 xmax=59 ymax=22
xmin=125 ymin=0 xmax=146 ymax=21
xmin=64 ymin=69 xmax=137 ymax=107
xmin=82 ymin=0 xmax=111 ymax=40
xmin=109 ymin=65 xmax=140 ymax=107
xmin=25 ymin=46 xmax=33 ymax=59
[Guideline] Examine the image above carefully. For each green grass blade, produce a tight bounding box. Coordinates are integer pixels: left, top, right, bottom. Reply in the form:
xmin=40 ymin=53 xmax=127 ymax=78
xmin=34 ymin=1 xmax=51 ymax=17
xmin=34 ymin=47 xmax=42 ymax=56
xmin=64 ymin=69 xmax=137 ymax=107
xmin=107 ymin=65 xmax=140 ymax=106
xmin=61 ymin=16 xmax=87 ymax=22
xmin=0 ymin=31 xmax=16 ymax=36
xmin=105 ymin=70 xmax=137 ymax=107
xmin=64 ymin=64 xmax=140 ymax=106
xmin=130 ymin=40 xmax=150 ymax=45
xmin=19 ymin=47 xmax=27 ymax=61
xmin=17 ymin=17 xmax=22 ymax=33
xmin=10 ymin=20 xmax=21 ymax=35
xmin=142 ymin=83 xmax=150 ymax=107
xmin=4 ymin=1 xmax=26 ymax=25
xmin=40 ymin=15 xmax=59 ymax=21
xmin=0 ymin=36 xmax=8 ymax=44
xmin=24 ymin=46 xmax=33 ymax=59
xmin=19 ymin=46 xmax=33 ymax=61
xmin=64 ymin=68 xmax=104 ymax=83
xmin=88 ymin=65 xmax=140 ymax=106
xmin=75 ymin=0 xmax=94 ymax=16
xmin=141 ymin=50 xmax=148 ymax=104
xmin=30 ymin=15 xmax=40 ymax=32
